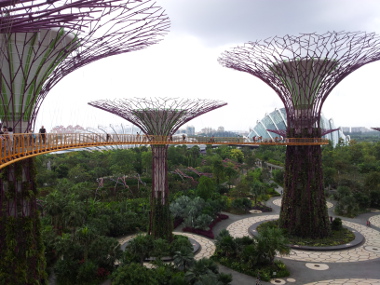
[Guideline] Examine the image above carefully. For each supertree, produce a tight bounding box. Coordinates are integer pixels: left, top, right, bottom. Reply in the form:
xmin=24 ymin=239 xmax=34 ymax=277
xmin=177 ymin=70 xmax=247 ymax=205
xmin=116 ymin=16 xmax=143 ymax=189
xmin=88 ymin=97 xmax=227 ymax=241
xmin=0 ymin=1 xmax=169 ymax=283
xmin=219 ymin=31 xmax=380 ymax=238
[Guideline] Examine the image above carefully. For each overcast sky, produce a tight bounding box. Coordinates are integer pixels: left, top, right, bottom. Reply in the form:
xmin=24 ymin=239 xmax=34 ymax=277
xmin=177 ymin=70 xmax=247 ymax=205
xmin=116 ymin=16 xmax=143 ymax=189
xmin=36 ymin=0 xmax=380 ymax=133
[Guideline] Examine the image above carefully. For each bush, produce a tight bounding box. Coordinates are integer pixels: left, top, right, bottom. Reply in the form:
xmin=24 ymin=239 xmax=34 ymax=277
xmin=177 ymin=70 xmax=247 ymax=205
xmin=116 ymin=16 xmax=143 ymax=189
xmin=193 ymin=214 xmax=213 ymax=230
xmin=76 ymin=260 xmax=97 ymax=284
xmin=54 ymin=259 xmax=79 ymax=285
xmin=331 ymin=218 xmax=343 ymax=231
xmin=370 ymin=190 xmax=380 ymax=208
xmin=111 ymin=263 xmax=158 ymax=285
xmin=251 ymin=203 xmax=273 ymax=212
xmin=230 ymin=198 xmax=252 ymax=213
xmin=170 ymin=235 xmax=193 ymax=256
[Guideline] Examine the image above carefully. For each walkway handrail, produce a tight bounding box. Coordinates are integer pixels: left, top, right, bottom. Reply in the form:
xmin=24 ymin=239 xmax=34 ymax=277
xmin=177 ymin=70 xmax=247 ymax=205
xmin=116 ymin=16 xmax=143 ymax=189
xmin=0 ymin=133 xmax=329 ymax=169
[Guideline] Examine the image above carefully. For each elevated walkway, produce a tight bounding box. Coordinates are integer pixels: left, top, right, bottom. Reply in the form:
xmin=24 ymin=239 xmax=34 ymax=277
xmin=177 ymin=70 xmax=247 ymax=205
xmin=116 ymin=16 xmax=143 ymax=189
xmin=0 ymin=133 xmax=329 ymax=169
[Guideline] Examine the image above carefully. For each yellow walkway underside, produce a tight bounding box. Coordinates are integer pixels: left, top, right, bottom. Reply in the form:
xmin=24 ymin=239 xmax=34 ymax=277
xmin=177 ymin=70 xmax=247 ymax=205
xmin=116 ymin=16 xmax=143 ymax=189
xmin=0 ymin=133 xmax=329 ymax=169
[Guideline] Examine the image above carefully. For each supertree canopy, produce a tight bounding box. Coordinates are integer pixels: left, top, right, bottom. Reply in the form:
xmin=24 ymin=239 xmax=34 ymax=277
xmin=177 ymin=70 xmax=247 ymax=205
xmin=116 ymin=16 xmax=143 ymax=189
xmin=0 ymin=1 xmax=169 ymax=283
xmin=219 ymin=31 xmax=380 ymax=238
xmin=89 ymin=97 xmax=227 ymax=240
xmin=0 ymin=0 xmax=170 ymax=132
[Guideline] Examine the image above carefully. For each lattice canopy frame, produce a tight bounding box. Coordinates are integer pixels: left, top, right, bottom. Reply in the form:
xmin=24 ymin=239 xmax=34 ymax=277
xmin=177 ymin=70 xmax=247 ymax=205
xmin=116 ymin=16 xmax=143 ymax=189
xmin=88 ymin=97 xmax=227 ymax=136
xmin=0 ymin=0 xmax=170 ymax=132
xmin=219 ymin=31 xmax=380 ymax=238
xmin=88 ymin=97 xmax=227 ymax=240
xmin=219 ymin=31 xmax=380 ymax=135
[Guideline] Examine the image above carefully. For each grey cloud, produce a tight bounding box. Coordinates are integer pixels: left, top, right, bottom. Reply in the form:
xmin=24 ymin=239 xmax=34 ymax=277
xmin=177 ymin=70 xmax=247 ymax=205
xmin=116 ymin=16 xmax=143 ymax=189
xmin=159 ymin=0 xmax=380 ymax=47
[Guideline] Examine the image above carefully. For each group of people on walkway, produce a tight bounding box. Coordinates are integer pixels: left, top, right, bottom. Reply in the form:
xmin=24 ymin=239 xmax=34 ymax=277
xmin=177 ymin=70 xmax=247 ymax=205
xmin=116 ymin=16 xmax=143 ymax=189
xmin=0 ymin=125 xmax=47 ymax=156
xmin=252 ymin=136 xmax=284 ymax=143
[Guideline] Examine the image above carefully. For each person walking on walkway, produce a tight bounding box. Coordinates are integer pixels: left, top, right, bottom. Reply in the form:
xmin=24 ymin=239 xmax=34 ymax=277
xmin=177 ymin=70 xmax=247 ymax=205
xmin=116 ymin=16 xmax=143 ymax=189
xmin=39 ymin=126 xmax=46 ymax=144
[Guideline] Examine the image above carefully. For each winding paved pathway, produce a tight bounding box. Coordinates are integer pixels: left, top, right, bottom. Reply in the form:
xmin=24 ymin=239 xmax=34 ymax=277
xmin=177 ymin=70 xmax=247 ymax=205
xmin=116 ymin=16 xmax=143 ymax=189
xmin=227 ymin=214 xmax=380 ymax=262
xmin=115 ymin=194 xmax=380 ymax=285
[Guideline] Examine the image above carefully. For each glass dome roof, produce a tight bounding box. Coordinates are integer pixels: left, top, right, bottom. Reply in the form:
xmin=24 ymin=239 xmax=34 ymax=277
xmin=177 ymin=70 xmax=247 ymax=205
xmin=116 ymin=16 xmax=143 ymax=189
xmin=247 ymin=108 xmax=349 ymax=147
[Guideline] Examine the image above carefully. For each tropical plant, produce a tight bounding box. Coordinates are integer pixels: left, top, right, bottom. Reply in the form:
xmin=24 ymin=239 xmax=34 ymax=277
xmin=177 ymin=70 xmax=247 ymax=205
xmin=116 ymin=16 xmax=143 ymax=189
xmin=125 ymin=234 xmax=153 ymax=265
xmin=173 ymin=250 xmax=195 ymax=272
xmin=111 ymin=263 xmax=159 ymax=285
xmin=254 ymin=227 xmax=290 ymax=265
xmin=250 ymin=180 xmax=265 ymax=204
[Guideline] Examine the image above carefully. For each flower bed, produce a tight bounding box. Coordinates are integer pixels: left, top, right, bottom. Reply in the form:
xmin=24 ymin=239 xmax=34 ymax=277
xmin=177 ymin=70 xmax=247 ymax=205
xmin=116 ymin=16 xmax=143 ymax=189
xmin=182 ymin=213 xmax=228 ymax=239
xmin=251 ymin=203 xmax=272 ymax=212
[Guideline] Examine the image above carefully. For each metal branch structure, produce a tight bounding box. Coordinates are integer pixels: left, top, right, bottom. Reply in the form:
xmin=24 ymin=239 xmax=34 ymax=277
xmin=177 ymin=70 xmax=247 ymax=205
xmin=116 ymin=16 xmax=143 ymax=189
xmin=0 ymin=1 xmax=169 ymax=282
xmin=219 ymin=31 xmax=380 ymax=238
xmin=88 ymin=97 xmax=227 ymax=240
xmin=0 ymin=0 xmax=170 ymax=132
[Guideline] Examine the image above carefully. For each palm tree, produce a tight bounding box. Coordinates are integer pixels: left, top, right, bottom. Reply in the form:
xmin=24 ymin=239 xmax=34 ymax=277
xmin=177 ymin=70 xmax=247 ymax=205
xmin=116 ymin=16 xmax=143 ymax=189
xmin=250 ymin=180 xmax=265 ymax=205
xmin=185 ymin=258 xmax=219 ymax=284
xmin=44 ymin=190 xmax=66 ymax=231
xmin=173 ymin=250 xmax=195 ymax=272
xmin=254 ymin=227 xmax=290 ymax=265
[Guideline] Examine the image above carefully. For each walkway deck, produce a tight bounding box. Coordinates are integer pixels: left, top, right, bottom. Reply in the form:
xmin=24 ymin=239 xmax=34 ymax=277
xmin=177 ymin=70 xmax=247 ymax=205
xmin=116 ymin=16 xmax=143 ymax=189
xmin=0 ymin=133 xmax=329 ymax=169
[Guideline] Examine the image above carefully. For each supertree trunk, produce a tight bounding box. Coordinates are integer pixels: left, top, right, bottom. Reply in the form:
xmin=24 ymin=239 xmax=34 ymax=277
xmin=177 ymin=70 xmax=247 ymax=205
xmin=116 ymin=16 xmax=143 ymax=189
xmin=0 ymin=159 xmax=46 ymax=284
xmin=88 ymin=97 xmax=227 ymax=241
xmin=149 ymin=145 xmax=172 ymax=241
xmin=279 ymin=130 xmax=330 ymax=238
xmin=219 ymin=31 xmax=380 ymax=239
xmin=0 ymin=1 xmax=170 ymax=280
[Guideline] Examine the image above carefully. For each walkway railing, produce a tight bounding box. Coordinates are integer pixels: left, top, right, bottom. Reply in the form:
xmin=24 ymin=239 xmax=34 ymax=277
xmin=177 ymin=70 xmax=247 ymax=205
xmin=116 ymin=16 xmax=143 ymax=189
xmin=0 ymin=133 xmax=329 ymax=169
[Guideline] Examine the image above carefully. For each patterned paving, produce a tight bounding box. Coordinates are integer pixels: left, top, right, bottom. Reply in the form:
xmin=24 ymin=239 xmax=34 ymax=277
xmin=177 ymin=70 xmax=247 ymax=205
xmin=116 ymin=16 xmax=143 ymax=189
xmin=227 ymin=215 xmax=380 ymax=262
xmin=369 ymin=215 xmax=380 ymax=228
xmin=272 ymin=198 xmax=334 ymax=209
xmin=117 ymin=232 xmax=215 ymax=260
xmin=303 ymin=279 xmax=380 ymax=285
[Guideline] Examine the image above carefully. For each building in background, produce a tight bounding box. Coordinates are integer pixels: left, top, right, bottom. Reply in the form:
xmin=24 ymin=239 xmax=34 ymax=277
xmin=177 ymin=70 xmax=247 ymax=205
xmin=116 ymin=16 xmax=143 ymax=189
xmin=186 ymin=125 xmax=195 ymax=135
xmin=247 ymin=108 xmax=349 ymax=146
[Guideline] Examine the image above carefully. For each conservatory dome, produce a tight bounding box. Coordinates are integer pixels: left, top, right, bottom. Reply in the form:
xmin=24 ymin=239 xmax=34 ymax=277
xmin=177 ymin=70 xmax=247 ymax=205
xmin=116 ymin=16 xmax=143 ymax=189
xmin=247 ymin=108 xmax=349 ymax=147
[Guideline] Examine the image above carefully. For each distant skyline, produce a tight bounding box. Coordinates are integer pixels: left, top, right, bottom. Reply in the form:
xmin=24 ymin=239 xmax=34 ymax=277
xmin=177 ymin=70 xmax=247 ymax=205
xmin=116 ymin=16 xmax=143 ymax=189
xmin=35 ymin=0 xmax=380 ymax=132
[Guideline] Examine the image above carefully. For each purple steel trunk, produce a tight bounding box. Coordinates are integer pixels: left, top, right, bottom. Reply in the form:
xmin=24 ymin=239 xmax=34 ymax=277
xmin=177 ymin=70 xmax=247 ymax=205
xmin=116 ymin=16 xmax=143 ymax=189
xmin=88 ymin=97 xmax=227 ymax=240
xmin=0 ymin=0 xmax=170 ymax=282
xmin=219 ymin=31 xmax=380 ymax=238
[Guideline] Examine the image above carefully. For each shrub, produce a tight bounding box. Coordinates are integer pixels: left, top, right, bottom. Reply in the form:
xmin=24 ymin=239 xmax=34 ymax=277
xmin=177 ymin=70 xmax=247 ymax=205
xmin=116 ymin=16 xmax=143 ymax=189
xmin=170 ymin=235 xmax=193 ymax=256
xmin=54 ymin=259 xmax=79 ymax=285
xmin=76 ymin=260 xmax=97 ymax=284
xmin=331 ymin=218 xmax=343 ymax=231
xmin=125 ymin=234 xmax=153 ymax=265
xmin=111 ymin=263 xmax=158 ymax=285
xmin=230 ymin=198 xmax=252 ymax=213
xmin=152 ymin=238 xmax=171 ymax=260
xmin=193 ymin=214 xmax=213 ymax=230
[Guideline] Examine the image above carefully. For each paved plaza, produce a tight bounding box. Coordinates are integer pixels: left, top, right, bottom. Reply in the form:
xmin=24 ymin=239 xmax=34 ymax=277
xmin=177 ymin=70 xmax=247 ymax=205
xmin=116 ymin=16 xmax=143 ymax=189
xmin=117 ymin=195 xmax=380 ymax=285
xmin=222 ymin=197 xmax=380 ymax=284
